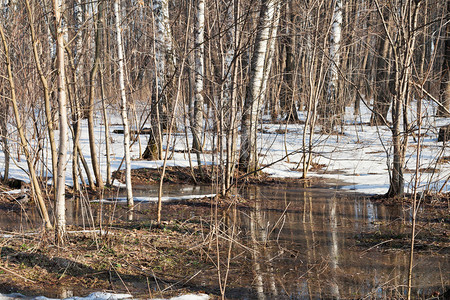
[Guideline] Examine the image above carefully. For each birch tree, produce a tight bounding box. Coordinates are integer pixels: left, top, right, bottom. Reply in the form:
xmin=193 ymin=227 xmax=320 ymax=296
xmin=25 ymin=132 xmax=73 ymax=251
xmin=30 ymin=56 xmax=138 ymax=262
xmin=114 ymin=0 xmax=133 ymax=208
xmin=52 ymin=0 xmax=69 ymax=243
xmin=324 ymin=0 xmax=343 ymax=131
xmin=0 ymin=1 xmax=7 ymax=182
xmin=0 ymin=89 xmax=8 ymax=182
xmin=239 ymin=0 xmax=279 ymax=173
xmin=224 ymin=0 xmax=241 ymax=192
xmin=191 ymin=0 xmax=205 ymax=154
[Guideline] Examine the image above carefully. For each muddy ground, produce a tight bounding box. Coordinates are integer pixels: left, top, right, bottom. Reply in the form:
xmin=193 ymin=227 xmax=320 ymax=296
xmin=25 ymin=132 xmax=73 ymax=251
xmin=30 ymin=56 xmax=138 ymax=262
xmin=0 ymin=168 xmax=449 ymax=299
xmin=0 ymin=198 xmax=247 ymax=299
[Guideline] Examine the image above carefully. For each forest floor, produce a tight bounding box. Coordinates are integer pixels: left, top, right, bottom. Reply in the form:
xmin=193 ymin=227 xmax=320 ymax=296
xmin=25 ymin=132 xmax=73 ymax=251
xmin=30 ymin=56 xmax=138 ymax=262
xmin=0 ymin=170 xmax=449 ymax=299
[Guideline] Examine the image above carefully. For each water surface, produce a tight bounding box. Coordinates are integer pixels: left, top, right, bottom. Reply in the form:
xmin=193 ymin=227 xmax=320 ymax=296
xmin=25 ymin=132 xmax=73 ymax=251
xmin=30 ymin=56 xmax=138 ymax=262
xmin=1 ymin=183 xmax=448 ymax=299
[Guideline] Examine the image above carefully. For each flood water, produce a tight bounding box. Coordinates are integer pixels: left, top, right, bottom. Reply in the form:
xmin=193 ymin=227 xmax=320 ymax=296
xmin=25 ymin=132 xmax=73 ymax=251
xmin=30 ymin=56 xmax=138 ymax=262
xmin=1 ymin=183 xmax=449 ymax=299
xmin=234 ymin=185 xmax=449 ymax=299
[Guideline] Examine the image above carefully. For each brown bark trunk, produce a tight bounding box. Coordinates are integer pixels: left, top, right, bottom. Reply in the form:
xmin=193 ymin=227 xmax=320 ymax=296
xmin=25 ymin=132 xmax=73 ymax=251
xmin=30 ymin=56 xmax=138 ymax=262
xmin=370 ymin=20 xmax=392 ymax=126
xmin=438 ymin=1 xmax=450 ymax=116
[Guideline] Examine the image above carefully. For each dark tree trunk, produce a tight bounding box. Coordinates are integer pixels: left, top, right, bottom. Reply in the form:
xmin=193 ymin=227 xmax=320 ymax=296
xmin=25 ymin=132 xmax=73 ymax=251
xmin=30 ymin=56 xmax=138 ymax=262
xmin=370 ymin=28 xmax=392 ymax=126
xmin=438 ymin=0 xmax=450 ymax=117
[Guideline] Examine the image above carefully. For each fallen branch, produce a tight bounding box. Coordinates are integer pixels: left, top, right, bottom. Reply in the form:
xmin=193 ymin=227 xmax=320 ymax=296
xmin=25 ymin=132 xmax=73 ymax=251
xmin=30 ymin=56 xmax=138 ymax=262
xmin=0 ymin=264 xmax=36 ymax=283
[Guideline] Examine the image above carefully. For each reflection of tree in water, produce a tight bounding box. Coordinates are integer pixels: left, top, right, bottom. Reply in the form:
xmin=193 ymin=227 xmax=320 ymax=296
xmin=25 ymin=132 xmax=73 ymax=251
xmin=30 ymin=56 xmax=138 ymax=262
xmin=249 ymin=194 xmax=266 ymax=300
xmin=303 ymin=189 xmax=319 ymax=297
xmin=248 ymin=185 xmax=281 ymax=299
xmin=238 ymin=184 xmax=448 ymax=299
xmin=247 ymin=184 xmax=342 ymax=299
xmin=329 ymin=195 xmax=340 ymax=299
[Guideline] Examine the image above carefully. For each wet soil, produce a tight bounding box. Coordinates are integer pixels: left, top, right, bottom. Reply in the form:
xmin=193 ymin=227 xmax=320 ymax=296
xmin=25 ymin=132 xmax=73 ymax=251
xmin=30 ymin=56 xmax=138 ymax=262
xmin=0 ymin=200 xmax=240 ymax=299
xmin=112 ymin=166 xmax=324 ymax=187
xmin=358 ymin=193 xmax=450 ymax=254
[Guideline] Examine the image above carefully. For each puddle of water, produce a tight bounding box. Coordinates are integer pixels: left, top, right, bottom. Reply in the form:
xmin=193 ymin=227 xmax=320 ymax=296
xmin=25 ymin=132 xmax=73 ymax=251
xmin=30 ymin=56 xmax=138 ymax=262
xmin=233 ymin=185 xmax=448 ymax=299
xmin=0 ymin=183 xmax=448 ymax=299
xmin=0 ymin=185 xmax=214 ymax=232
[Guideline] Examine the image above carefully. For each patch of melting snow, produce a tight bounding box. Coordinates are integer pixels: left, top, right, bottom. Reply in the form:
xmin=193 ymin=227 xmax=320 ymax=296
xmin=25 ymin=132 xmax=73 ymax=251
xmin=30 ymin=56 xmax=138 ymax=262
xmin=152 ymin=295 xmax=209 ymax=300
xmin=91 ymin=194 xmax=216 ymax=203
xmin=0 ymin=293 xmax=209 ymax=300
xmin=0 ymin=189 xmax=29 ymax=195
xmin=2 ymin=103 xmax=450 ymax=196
xmin=0 ymin=230 xmax=109 ymax=239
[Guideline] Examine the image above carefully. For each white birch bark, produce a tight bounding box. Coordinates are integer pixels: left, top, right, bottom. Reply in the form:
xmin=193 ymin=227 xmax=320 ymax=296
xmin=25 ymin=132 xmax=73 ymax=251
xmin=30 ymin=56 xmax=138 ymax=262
xmin=192 ymin=0 xmax=205 ymax=152
xmin=329 ymin=196 xmax=340 ymax=298
xmin=114 ymin=0 xmax=133 ymax=208
xmin=261 ymin=0 xmax=281 ymax=105
xmin=224 ymin=1 xmax=239 ymax=192
xmin=239 ymin=0 xmax=279 ymax=172
xmin=325 ymin=0 xmax=343 ymax=129
xmin=73 ymin=0 xmax=83 ymax=64
xmin=250 ymin=201 xmax=266 ymax=300
xmin=52 ymin=0 xmax=68 ymax=243
xmin=153 ymin=0 xmax=175 ymax=109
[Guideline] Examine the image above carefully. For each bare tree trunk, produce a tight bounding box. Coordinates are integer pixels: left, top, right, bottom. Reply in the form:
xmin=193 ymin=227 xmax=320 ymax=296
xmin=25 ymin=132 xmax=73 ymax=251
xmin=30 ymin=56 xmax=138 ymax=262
xmin=298 ymin=4 xmax=329 ymax=178
xmin=260 ymin=1 xmax=281 ymax=106
xmin=65 ymin=46 xmax=96 ymax=191
xmin=438 ymin=0 xmax=450 ymax=116
xmin=25 ymin=0 xmax=58 ymax=183
xmin=224 ymin=0 xmax=241 ymax=193
xmin=379 ymin=0 xmax=421 ymax=198
xmin=0 ymin=86 xmax=9 ymax=182
xmin=323 ymin=0 xmax=343 ymax=132
xmin=192 ymin=0 xmax=205 ymax=154
xmin=156 ymin=11 xmax=190 ymax=223
xmin=100 ymin=71 xmax=111 ymax=186
xmin=97 ymin=1 xmax=110 ymax=186
xmin=143 ymin=0 xmax=174 ymax=160
xmin=239 ymin=0 xmax=279 ymax=173
xmin=52 ymin=0 xmax=69 ymax=244
xmin=370 ymin=9 xmax=392 ymax=126
xmin=87 ymin=0 xmax=104 ymax=190
xmin=0 ymin=24 xmax=52 ymax=230
xmin=63 ymin=11 xmax=84 ymax=192
xmin=281 ymin=0 xmax=299 ymax=122
xmin=68 ymin=70 xmax=81 ymax=191
xmin=114 ymin=0 xmax=133 ymax=208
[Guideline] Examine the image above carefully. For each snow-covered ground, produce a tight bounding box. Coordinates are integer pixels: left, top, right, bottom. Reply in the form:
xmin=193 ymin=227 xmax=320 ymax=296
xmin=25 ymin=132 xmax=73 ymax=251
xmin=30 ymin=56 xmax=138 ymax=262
xmin=1 ymin=100 xmax=449 ymax=196
xmin=0 ymin=292 xmax=209 ymax=300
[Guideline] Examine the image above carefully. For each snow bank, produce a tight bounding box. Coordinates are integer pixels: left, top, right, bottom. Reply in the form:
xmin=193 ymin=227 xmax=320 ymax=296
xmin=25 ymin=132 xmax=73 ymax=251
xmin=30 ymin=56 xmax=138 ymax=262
xmin=0 ymin=292 xmax=209 ymax=300
xmin=0 ymin=292 xmax=132 ymax=300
